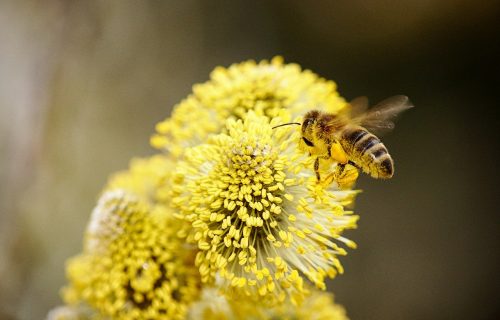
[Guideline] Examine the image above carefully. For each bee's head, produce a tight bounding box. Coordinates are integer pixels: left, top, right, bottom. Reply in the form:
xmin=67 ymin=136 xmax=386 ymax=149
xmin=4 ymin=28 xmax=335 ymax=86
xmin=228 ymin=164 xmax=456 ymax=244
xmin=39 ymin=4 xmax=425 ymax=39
xmin=301 ymin=110 xmax=320 ymax=147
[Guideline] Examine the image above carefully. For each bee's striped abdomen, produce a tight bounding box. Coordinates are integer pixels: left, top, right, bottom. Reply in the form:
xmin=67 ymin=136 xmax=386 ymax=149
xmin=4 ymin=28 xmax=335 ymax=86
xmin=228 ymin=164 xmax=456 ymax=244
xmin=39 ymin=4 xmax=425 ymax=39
xmin=341 ymin=127 xmax=367 ymax=154
xmin=341 ymin=126 xmax=394 ymax=179
xmin=367 ymin=144 xmax=394 ymax=178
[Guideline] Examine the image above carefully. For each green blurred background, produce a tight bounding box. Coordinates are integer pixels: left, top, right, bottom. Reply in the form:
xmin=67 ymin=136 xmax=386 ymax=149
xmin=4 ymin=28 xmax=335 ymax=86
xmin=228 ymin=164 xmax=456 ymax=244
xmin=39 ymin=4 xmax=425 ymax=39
xmin=1 ymin=1 xmax=498 ymax=319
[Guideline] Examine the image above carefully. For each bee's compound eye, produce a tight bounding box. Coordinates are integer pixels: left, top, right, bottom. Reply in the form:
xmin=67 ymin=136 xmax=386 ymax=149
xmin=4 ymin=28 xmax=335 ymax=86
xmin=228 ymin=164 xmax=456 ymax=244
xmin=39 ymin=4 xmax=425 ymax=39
xmin=302 ymin=119 xmax=313 ymax=133
xmin=302 ymin=137 xmax=314 ymax=147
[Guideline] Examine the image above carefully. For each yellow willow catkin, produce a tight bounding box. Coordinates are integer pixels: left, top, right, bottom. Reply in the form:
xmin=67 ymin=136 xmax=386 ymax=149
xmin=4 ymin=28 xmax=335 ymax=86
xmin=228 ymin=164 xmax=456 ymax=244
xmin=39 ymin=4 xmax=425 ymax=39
xmin=171 ymin=112 xmax=358 ymax=306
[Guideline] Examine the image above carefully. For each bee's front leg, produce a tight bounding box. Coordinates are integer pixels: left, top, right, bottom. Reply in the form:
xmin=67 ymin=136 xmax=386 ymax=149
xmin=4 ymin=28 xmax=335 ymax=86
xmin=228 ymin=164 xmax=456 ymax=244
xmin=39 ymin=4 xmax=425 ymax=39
xmin=315 ymin=155 xmax=334 ymax=184
xmin=314 ymin=157 xmax=321 ymax=181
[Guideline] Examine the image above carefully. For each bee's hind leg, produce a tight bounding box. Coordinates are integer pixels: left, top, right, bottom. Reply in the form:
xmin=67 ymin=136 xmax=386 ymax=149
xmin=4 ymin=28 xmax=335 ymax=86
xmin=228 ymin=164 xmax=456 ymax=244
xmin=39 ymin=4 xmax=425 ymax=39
xmin=347 ymin=160 xmax=359 ymax=168
xmin=336 ymin=161 xmax=359 ymax=177
xmin=323 ymin=163 xmax=359 ymax=189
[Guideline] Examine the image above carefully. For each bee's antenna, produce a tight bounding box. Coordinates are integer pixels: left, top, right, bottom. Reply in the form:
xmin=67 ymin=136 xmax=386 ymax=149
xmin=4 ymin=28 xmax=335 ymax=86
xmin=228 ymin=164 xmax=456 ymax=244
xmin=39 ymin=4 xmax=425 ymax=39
xmin=272 ymin=122 xmax=301 ymax=129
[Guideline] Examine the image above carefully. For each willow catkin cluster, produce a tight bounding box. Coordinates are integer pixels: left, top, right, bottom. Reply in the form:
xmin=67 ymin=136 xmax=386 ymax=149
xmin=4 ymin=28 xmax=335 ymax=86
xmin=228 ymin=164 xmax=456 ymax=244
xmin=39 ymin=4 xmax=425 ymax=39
xmin=50 ymin=57 xmax=358 ymax=320
xmin=62 ymin=156 xmax=201 ymax=320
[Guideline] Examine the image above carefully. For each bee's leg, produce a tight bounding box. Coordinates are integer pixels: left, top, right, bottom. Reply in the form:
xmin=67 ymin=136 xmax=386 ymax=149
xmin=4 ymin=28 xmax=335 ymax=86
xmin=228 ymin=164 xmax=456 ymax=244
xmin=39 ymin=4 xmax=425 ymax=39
xmin=338 ymin=161 xmax=359 ymax=175
xmin=348 ymin=160 xmax=359 ymax=169
xmin=314 ymin=157 xmax=321 ymax=181
xmin=337 ymin=163 xmax=346 ymax=175
xmin=323 ymin=163 xmax=359 ymax=189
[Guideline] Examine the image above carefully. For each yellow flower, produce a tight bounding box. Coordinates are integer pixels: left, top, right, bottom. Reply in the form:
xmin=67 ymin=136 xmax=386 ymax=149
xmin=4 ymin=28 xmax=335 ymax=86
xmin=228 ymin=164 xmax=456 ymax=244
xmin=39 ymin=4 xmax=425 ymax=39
xmin=62 ymin=156 xmax=200 ymax=320
xmin=151 ymin=56 xmax=347 ymax=157
xmin=172 ymin=112 xmax=358 ymax=306
xmin=188 ymin=287 xmax=349 ymax=320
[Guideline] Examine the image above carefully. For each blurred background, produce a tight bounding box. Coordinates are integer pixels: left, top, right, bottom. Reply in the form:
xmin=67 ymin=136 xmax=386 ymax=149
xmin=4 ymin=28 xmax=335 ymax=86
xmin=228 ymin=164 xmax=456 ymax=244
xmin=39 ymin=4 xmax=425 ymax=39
xmin=1 ymin=1 xmax=499 ymax=319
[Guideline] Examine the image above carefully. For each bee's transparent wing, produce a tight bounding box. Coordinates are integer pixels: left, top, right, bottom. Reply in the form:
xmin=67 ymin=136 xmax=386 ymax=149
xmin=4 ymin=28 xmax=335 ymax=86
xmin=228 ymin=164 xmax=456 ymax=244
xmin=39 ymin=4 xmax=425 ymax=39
xmin=344 ymin=96 xmax=369 ymax=118
xmin=352 ymin=95 xmax=413 ymax=135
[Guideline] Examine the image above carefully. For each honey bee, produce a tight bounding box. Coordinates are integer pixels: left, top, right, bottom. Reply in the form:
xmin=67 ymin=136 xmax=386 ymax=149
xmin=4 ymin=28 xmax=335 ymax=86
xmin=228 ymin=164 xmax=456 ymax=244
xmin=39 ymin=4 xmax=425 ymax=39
xmin=274 ymin=95 xmax=413 ymax=187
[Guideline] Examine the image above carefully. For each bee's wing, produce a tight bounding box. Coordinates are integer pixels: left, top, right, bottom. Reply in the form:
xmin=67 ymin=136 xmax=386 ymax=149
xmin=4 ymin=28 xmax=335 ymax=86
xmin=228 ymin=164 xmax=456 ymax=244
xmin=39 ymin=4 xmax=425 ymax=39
xmin=343 ymin=96 xmax=369 ymax=118
xmin=352 ymin=95 xmax=413 ymax=135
